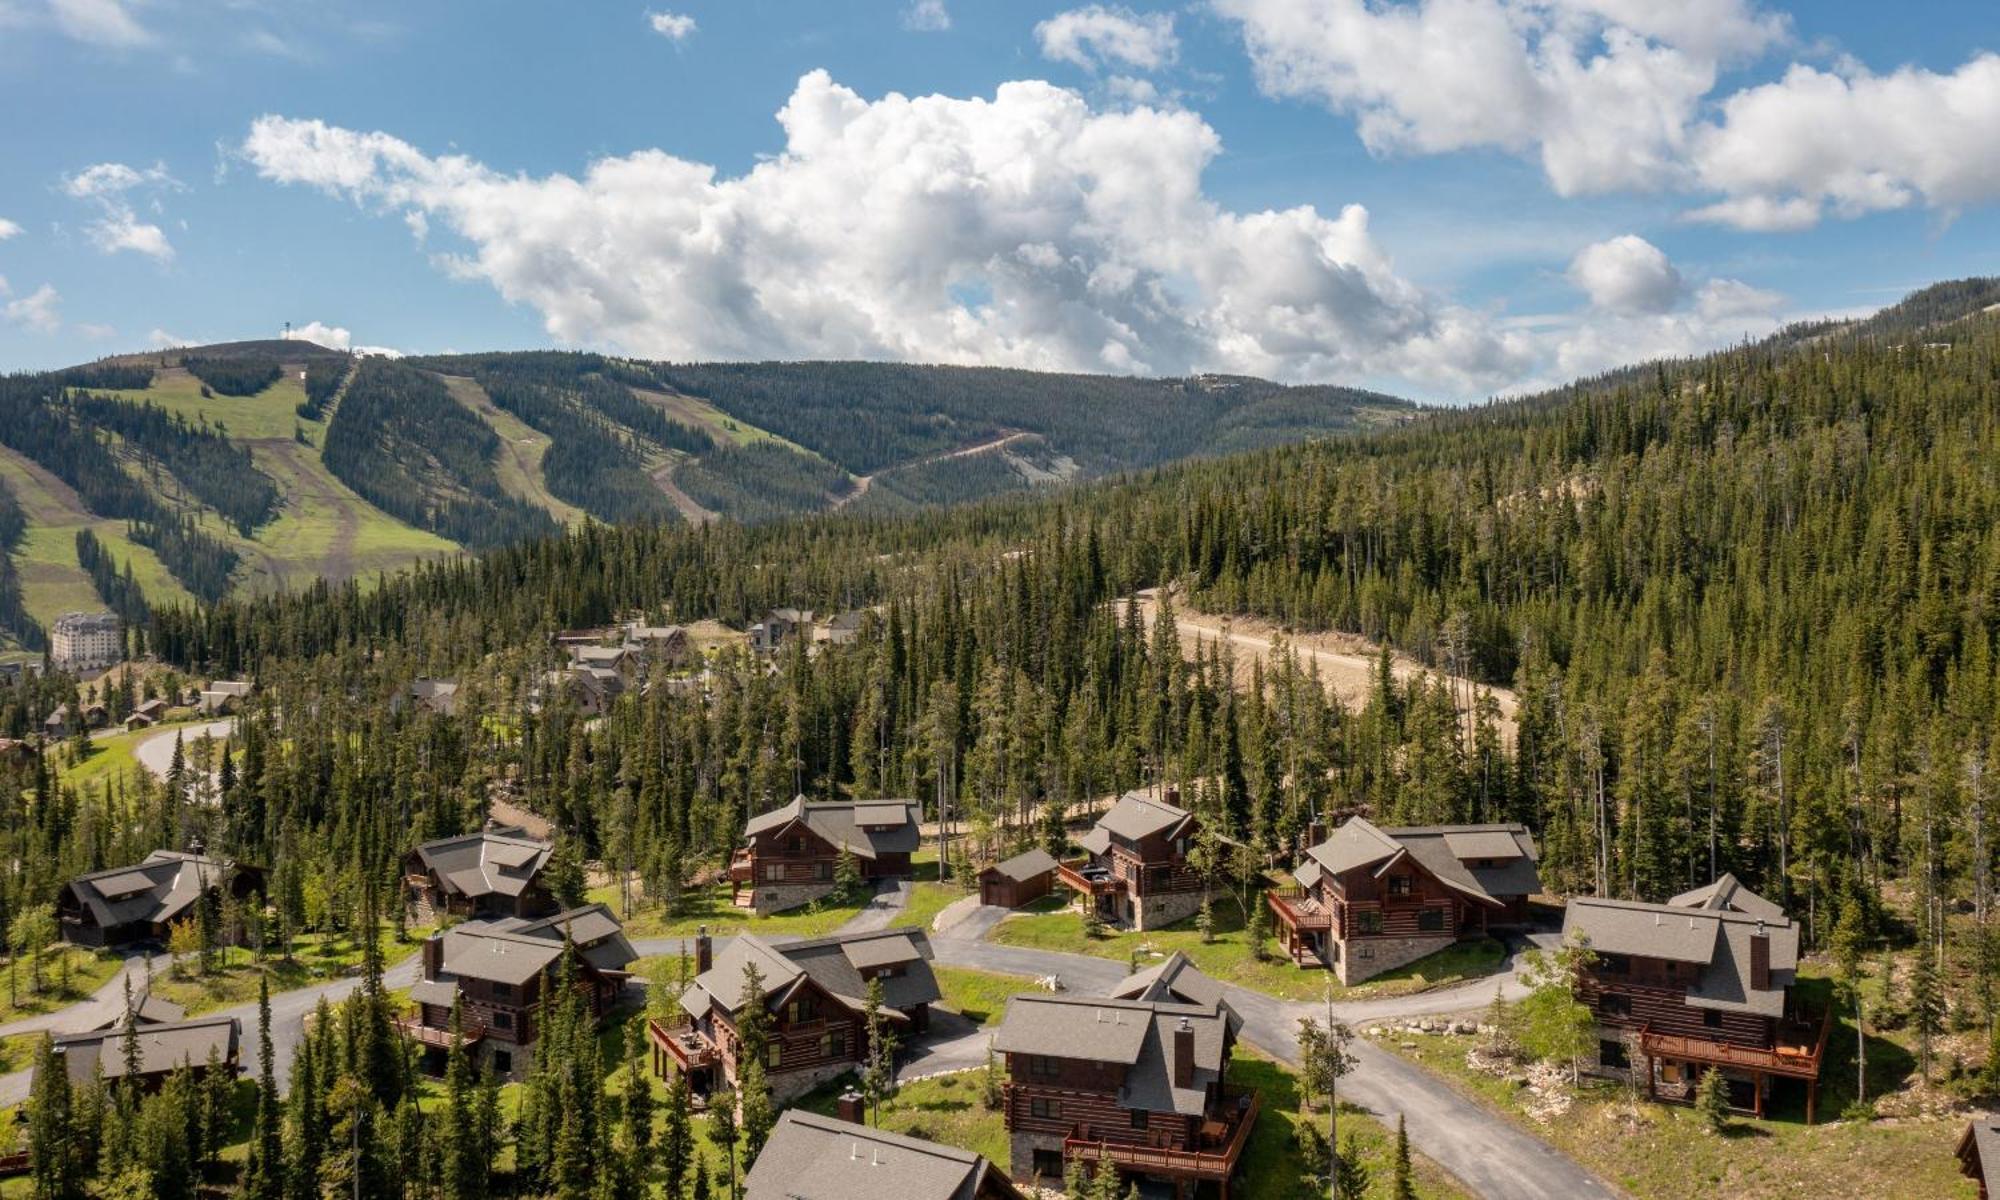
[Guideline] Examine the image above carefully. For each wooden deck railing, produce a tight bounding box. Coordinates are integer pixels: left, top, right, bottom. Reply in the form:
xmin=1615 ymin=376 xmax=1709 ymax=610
xmin=393 ymin=1016 xmax=487 ymax=1049
xmin=1065 ymin=1088 xmax=1260 ymax=1179
xmin=1266 ymin=889 xmax=1332 ymax=931
xmin=1639 ymin=1007 xmax=1830 ymax=1080
xmin=648 ymin=1018 xmax=717 ymax=1070
xmin=1057 ymin=860 xmax=1120 ymax=897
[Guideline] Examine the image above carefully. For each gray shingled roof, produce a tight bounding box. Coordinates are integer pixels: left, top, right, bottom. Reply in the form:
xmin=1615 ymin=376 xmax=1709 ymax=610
xmin=746 ymin=1110 xmax=1017 ymax=1200
xmin=1669 ymin=873 xmax=1785 ymax=923
xmin=995 ymin=991 xmax=1233 ymax=1117
xmin=66 ymin=851 xmax=231 ymax=932
xmin=51 ymin=1015 xmax=239 ymax=1085
xmin=435 ymin=903 xmax=636 ymax=987
xmin=742 ymin=797 xmax=921 ymax=861
xmin=1308 ymin=819 xmax=1543 ymax=905
xmin=1966 ymin=1120 xmax=2000 ymax=1193
xmin=1563 ymin=894 xmax=1800 ymax=1019
xmin=687 ymin=929 xmax=940 ymax=1026
xmin=1108 ymin=953 xmax=1242 ymax=1034
xmin=985 ymin=849 xmax=1059 ymax=883
xmin=412 ymin=829 xmax=553 ymax=901
xmin=1095 ymin=793 xmax=1194 ymax=842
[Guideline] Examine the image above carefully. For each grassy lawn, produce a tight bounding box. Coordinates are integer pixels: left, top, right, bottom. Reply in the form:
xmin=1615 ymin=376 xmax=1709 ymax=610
xmin=933 ymin=966 xmax=1030 ymax=1027
xmin=892 ymin=881 xmax=968 ymax=932
xmin=0 ymin=945 xmax=122 ymax=1022
xmin=586 ymin=881 xmax=870 ymax=942
xmin=1376 ymin=965 xmax=1977 ymax=1200
xmin=145 ymin=930 xmax=419 ymax=1014
xmin=988 ymin=893 xmax=1506 ymax=1003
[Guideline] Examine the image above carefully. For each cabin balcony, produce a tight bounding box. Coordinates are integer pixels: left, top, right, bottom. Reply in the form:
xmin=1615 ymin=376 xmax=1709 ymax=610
xmin=648 ymin=1018 xmax=718 ymax=1072
xmin=1057 ymin=859 xmax=1121 ymax=897
xmin=392 ymin=1015 xmax=486 ymax=1050
xmin=1639 ymin=1005 xmax=1833 ymax=1122
xmin=1266 ymin=889 xmax=1332 ymax=933
xmin=1065 ymin=1087 xmax=1260 ymax=1183
xmin=727 ymin=850 xmax=755 ymax=884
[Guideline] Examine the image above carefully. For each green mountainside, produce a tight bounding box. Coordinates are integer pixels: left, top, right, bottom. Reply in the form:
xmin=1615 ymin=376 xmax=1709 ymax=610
xmin=0 ymin=342 xmax=1414 ymax=644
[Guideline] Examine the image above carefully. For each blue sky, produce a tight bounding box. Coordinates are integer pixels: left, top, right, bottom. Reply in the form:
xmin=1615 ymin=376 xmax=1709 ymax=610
xmin=1 ymin=0 xmax=1997 ymax=400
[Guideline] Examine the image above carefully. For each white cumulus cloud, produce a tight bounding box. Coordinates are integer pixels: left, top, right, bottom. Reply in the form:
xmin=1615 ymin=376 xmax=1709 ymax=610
xmin=239 ymin=71 xmax=1536 ymax=393
xmin=282 ymin=320 xmax=402 ymax=357
xmin=0 ymin=218 xmax=20 ymax=240
xmin=63 ymin=161 xmax=181 ymax=262
xmin=1687 ymin=54 xmax=2000 ymax=229
xmin=646 ymin=10 xmax=696 ymax=42
xmin=1567 ymin=234 xmax=1682 ymax=314
xmin=1036 ymin=6 xmax=1178 ymax=73
xmin=904 ymin=0 xmax=949 ymax=32
xmin=4 ymin=283 xmax=61 ymax=334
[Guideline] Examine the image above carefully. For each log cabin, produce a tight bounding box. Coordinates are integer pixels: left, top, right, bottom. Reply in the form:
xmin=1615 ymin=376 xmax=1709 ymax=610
xmin=745 ymin=1109 xmax=1025 ymax=1200
xmin=995 ymin=961 xmax=1256 ymax=1200
xmin=728 ymin=796 xmax=920 ymax=914
xmin=397 ymin=903 xmax=637 ymax=1080
xmin=1562 ymin=874 xmax=1830 ymax=1122
xmin=1057 ymin=792 xmax=1214 ymax=931
xmin=1267 ymin=818 xmax=1535 ymax=983
xmin=402 ymin=826 xmax=557 ymax=922
xmin=58 ymin=850 xmax=264 ymax=949
xmin=656 ymin=925 xmax=941 ymax=1104
xmin=44 ymin=1015 xmax=240 ymax=1092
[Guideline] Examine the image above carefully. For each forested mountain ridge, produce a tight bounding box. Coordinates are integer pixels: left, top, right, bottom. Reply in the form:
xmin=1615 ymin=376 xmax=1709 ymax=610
xmin=0 ymin=342 xmax=1415 ymax=646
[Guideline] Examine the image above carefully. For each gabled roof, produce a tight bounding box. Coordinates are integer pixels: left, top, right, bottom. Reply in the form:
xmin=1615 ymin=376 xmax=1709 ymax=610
xmin=1562 ymin=893 xmax=1801 ymax=1018
xmin=684 ymin=928 xmax=939 ymax=1025
xmin=743 ymin=797 xmax=921 ymax=861
xmin=50 ymin=1015 xmax=239 ymax=1085
xmin=58 ymin=985 xmax=186 ymax=1035
xmin=1095 ymin=793 xmax=1195 ymax=843
xmin=1306 ymin=818 xmax=1536 ymax=907
xmin=994 ymin=991 xmax=1234 ymax=1117
xmin=1960 ymin=1118 xmax=2000 ymax=1193
xmin=66 ymin=851 xmax=231 ymax=931
xmin=1668 ymin=872 xmax=1785 ymax=923
xmin=435 ymin=903 xmax=636 ymax=987
xmin=411 ymin=828 xmax=553 ymax=900
xmin=983 ymin=848 xmax=1059 ymax=883
xmin=745 ymin=1110 xmax=1022 ymax=1200
xmin=1108 ymin=953 xmax=1241 ymax=1034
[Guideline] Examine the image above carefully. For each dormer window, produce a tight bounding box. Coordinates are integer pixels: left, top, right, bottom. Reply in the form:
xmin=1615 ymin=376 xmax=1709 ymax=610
xmin=1387 ymin=875 xmax=1412 ymax=897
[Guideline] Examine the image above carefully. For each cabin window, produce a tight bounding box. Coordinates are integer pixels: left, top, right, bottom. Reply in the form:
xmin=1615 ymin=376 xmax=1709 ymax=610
xmin=492 ymin=983 xmax=514 ymax=1000
xmin=768 ymin=1044 xmax=783 ymax=1069
xmin=790 ymin=837 xmax=807 ymax=853
xmin=1598 ymin=954 xmax=1630 ymax=976
xmin=1703 ymin=1009 xmax=1722 ymax=1029
xmin=816 ymin=862 xmax=832 ymax=881
xmin=1033 ymin=1151 xmax=1065 ymax=1178
xmin=1130 ymin=1109 xmax=1150 ymax=1130
xmin=1028 ymin=1055 xmax=1060 ymax=1079
xmin=787 ymin=998 xmax=816 ymax=1024
xmin=1149 ymin=866 xmax=1172 ymax=890
xmin=1387 ymin=875 xmax=1412 ymax=898
xmin=1031 ymin=1098 xmax=1061 ymax=1120
xmin=765 ymin=865 xmax=784 ymax=883
xmin=1599 ymin=994 xmax=1631 ymax=1019
xmin=493 ymin=1050 xmax=513 ymax=1074
xmin=822 ymin=1031 xmax=846 ymax=1058
xmin=1598 ymin=1039 xmax=1628 ymax=1069
xmin=1417 ymin=909 xmax=1444 ymax=932
xmin=1354 ymin=911 xmax=1383 ymax=935
xmin=874 ymin=964 xmax=906 ymax=980
xmin=493 ymin=1012 xmax=513 ymax=1031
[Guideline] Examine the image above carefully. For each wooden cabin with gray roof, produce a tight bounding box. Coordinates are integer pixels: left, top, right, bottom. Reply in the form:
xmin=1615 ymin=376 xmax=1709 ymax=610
xmin=1057 ymin=791 xmax=1215 ymax=931
xmin=652 ymin=926 xmax=939 ymax=1103
xmin=745 ymin=1109 xmax=1024 ymax=1200
xmin=1562 ymin=873 xmax=1831 ymax=1121
xmin=44 ymin=1014 xmax=240 ymax=1092
xmin=728 ymin=796 xmax=920 ymax=913
xmin=58 ymin=850 xmax=263 ymax=949
xmin=402 ymin=825 xmax=557 ymax=922
xmin=1268 ymin=818 xmax=1539 ymax=982
xmin=398 ymin=903 xmax=637 ymax=1079
xmin=995 ymin=958 xmax=1257 ymax=1199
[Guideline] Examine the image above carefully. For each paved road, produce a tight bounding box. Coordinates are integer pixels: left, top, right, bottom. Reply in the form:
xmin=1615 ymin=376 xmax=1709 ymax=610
xmin=0 ymin=952 xmax=152 ymax=1040
xmin=130 ymin=719 xmax=236 ymax=781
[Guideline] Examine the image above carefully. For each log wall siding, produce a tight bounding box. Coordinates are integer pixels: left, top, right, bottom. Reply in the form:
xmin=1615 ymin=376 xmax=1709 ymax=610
xmin=1097 ymin=842 xmax=1204 ymax=897
xmin=1004 ymin=1082 xmax=1200 ymax=1152
xmin=706 ymin=979 xmax=873 ymax=1084
xmin=1579 ymin=972 xmax=1774 ymax=1049
xmin=744 ymin=832 xmax=911 ymax=882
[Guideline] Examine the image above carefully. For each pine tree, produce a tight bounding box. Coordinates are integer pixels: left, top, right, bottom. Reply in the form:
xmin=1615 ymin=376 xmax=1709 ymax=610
xmin=1913 ymin=945 xmax=1945 ymax=1082
xmin=709 ymin=1088 xmax=739 ymax=1200
xmin=27 ymin=1034 xmax=81 ymax=1200
xmin=242 ymin=974 xmax=284 ymax=1200
xmin=1693 ymin=1066 xmax=1730 ymax=1132
xmin=663 ymin=1070 xmax=695 ymax=1200
xmin=860 ymin=975 xmax=900 ymax=1124
xmin=1392 ymin=1113 xmax=1416 ymax=1200
xmin=1334 ymin=1131 xmax=1371 ymax=1200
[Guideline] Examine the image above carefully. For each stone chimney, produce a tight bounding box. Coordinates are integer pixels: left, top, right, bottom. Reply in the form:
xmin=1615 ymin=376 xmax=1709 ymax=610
xmin=421 ymin=934 xmax=444 ymax=981
xmin=1173 ymin=1016 xmax=1195 ymax=1088
xmin=1163 ymin=785 xmax=1181 ymax=808
xmin=836 ymin=1089 xmax=866 ymax=1123
xmin=1749 ymin=921 xmax=1770 ymax=991
xmin=695 ymin=924 xmax=713 ymax=975
xmin=1306 ymin=818 xmax=1326 ymax=847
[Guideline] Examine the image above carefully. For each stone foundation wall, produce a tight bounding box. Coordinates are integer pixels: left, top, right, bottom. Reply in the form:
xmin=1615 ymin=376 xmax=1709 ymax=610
xmin=1131 ymin=889 xmax=1204 ymax=932
xmin=1334 ymin=932 xmax=1457 ymax=985
xmin=1010 ymin=1131 xmax=1070 ymax=1186
xmin=766 ymin=1060 xmax=858 ymax=1105
xmin=749 ymin=881 xmax=836 ymax=915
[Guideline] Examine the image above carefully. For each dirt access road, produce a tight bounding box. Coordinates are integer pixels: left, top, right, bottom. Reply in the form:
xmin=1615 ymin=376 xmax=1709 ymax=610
xmin=1133 ymin=588 xmax=1519 ymax=739
xmin=830 ymin=430 xmax=1036 ymax=511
